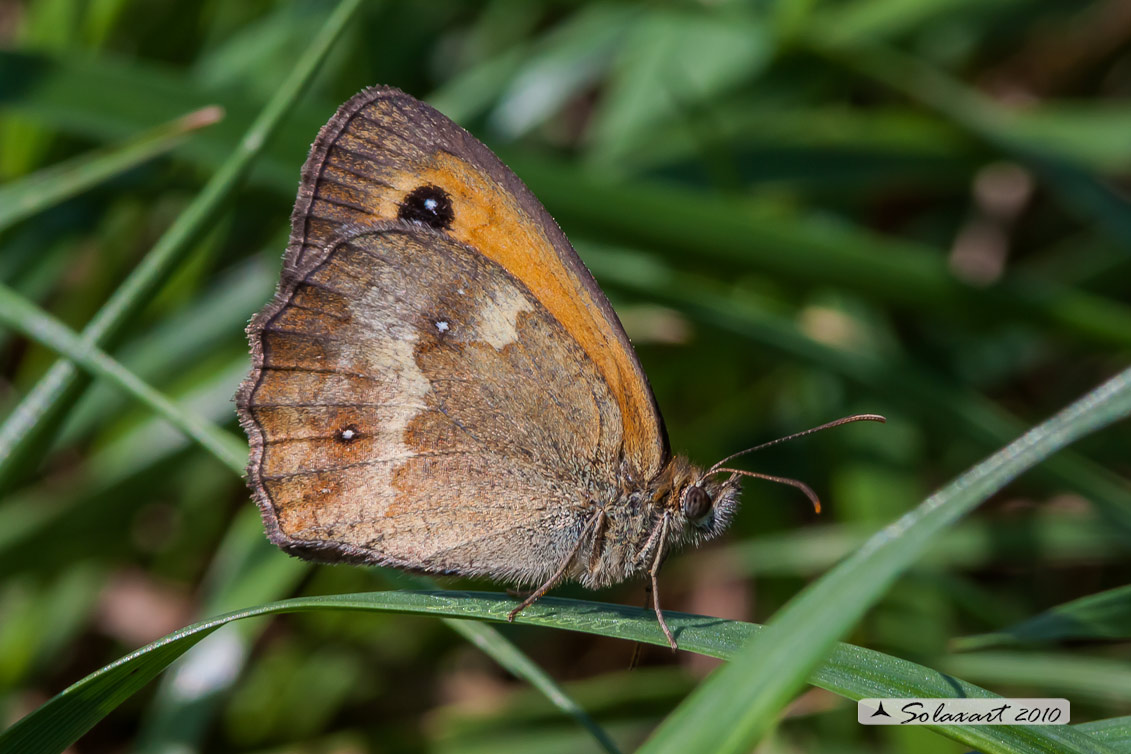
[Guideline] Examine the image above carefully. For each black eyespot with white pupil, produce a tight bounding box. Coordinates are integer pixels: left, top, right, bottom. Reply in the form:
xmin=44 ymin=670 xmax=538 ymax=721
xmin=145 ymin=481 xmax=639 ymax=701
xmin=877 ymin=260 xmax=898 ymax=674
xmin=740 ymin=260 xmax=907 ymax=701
xmin=682 ymin=486 xmax=711 ymax=520
xmin=336 ymin=425 xmax=360 ymax=444
xmin=398 ymin=184 xmax=454 ymax=230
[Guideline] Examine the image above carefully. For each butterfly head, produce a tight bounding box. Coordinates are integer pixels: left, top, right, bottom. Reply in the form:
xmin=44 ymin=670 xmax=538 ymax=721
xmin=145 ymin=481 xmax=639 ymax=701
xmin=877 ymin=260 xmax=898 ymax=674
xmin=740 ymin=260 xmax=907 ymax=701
xmin=671 ymin=414 xmax=888 ymax=543
xmin=673 ymin=471 xmax=742 ymax=542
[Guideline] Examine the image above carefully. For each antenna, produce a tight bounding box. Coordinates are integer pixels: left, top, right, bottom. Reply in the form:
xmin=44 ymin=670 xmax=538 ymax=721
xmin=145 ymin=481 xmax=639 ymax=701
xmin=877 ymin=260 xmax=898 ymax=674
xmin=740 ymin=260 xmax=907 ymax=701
xmin=704 ymin=414 xmax=886 ymax=513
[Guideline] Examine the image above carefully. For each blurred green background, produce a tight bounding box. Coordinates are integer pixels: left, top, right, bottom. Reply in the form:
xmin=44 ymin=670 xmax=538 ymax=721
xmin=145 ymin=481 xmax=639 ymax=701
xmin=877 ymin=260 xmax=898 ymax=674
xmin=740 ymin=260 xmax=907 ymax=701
xmin=1 ymin=0 xmax=1129 ymax=752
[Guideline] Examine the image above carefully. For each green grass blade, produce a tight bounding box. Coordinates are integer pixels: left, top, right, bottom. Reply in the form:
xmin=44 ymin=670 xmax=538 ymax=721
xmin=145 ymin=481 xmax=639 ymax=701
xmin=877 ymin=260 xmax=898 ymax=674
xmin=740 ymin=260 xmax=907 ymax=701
xmin=55 ymin=258 xmax=274 ymax=446
xmin=0 ymin=0 xmax=363 ymax=490
xmin=133 ymin=512 xmax=309 ymax=754
xmin=0 ymin=280 xmax=246 ymax=473
xmin=382 ymin=571 xmax=622 ymax=754
xmin=0 ymin=106 xmax=221 ymax=232
xmin=955 ymin=584 xmax=1131 ymax=650
xmin=1077 ymin=716 xmax=1131 ymax=753
xmin=439 ymin=615 xmax=623 ymax=754
xmin=638 ymin=366 xmax=1131 ymax=754
xmin=716 ymin=512 xmax=1118 ymax=577
xmin=942 ymin=651 xmax=1131 ymax=706
xmin=811 ymin=0 xmax=998 ymax=45
xmin=0 ymin=592 xmax=1113 ymax=754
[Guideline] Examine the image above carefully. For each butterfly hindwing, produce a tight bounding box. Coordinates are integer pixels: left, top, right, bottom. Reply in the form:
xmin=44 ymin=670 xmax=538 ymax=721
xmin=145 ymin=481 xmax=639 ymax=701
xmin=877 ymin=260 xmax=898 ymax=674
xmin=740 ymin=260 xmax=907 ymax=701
xmin=240 ymin=224 xmax=624 ymax=584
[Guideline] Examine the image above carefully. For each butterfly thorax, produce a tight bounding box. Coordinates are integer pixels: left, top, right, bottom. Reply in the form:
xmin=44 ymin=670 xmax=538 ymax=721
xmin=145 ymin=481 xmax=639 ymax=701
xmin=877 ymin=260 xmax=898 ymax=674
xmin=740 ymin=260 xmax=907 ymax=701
xmin=575 ymin=455 xmax=742 ymax=589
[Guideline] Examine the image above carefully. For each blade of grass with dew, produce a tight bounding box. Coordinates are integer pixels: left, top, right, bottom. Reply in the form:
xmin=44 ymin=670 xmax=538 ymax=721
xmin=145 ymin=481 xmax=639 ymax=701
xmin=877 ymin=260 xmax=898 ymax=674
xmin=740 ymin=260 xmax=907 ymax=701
xmin=138 ymin=540 xmax=623 ymax=754
xmin=0 ymin=283 xmax=621 ymax=754
xmin=138 ymin=528 xmax=621 ymax=754
xmin=638 ymin=365 xmax=1131 ymax=754
xmin=0 ymin=106 xmax=222 ymax=232
xmin=0 ymin=0 xmax=363 ymax=491
xmin=0 ymin=592 xmax=1115 ymax=754
xmin=954 ymin=584 xmax=1131 ymax=650
xmin=133 ymin=509 xmax=310 ymax=754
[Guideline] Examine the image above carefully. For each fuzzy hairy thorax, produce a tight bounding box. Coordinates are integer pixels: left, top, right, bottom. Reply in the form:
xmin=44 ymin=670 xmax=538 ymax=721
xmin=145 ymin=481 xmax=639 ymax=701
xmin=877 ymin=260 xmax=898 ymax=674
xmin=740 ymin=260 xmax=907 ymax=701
xmin=576 ymin=455 xmax=743 ymax=589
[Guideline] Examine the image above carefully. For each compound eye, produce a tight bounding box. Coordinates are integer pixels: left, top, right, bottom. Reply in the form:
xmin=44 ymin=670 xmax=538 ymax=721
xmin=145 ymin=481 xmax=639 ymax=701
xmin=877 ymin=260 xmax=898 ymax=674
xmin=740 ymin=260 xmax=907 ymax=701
xmin=681 ymin=486 xmax=712 ymax=520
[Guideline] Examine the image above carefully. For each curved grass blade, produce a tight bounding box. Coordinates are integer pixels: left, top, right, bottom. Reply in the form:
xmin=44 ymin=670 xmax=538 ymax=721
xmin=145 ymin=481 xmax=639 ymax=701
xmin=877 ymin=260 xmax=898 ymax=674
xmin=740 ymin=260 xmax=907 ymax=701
xmin=436 ymin=610 xmax=623 ymax=754
xmin=639 ymin=366 xmax=1131 ymax=754
xmin=955 ymin=584 xmax=1131 ymax=651
xmin=132 ymin=510 xmax=308 ymax=754
xmin=0 ymin=591 xmax=1114 ymax=754
xmin=0 ymin=0 xmax=364 ymax=491
xmin=0 ymin=106 xmax=222 ymax=232
xmin=386 ymin=572 xmax=623 ymax=754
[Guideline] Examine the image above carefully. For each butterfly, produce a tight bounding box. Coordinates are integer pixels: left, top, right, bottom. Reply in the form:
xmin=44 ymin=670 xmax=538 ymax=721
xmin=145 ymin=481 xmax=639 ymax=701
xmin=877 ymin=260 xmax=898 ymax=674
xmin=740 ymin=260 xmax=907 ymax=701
xmin=236 ymin=86 xmax=881 ymax=650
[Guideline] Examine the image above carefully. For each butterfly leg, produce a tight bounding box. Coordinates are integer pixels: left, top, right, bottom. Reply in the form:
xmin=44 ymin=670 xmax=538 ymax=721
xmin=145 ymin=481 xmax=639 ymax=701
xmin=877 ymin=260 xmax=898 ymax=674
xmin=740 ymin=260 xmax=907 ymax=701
xmin=627 ymin=584 xmax=655 ymax=670
xmin=507 ymin=510 xmax=605 ymax=622
xmin=648 ymin=514 xmax=677 ymax=651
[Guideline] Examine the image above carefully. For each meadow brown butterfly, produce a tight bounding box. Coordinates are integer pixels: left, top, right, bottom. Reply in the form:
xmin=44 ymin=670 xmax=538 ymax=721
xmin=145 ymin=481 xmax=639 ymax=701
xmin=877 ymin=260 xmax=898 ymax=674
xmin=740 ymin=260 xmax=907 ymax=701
xmin=236 ymin=86 xmax=882 ymax=649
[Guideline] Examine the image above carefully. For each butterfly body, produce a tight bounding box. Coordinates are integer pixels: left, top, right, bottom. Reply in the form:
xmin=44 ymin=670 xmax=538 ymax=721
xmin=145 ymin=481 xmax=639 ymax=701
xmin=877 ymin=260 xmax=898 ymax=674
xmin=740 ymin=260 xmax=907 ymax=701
xmin=237 ymin=86 xmax=743 ymax=647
